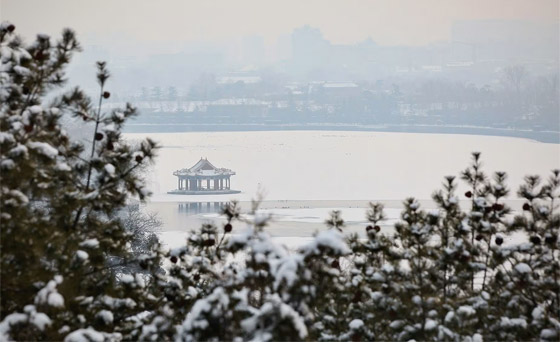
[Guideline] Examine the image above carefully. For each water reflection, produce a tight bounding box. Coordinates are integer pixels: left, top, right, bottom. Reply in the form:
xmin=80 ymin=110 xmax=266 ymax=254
xmin=177 ymin=202 xmax=227 ymax=216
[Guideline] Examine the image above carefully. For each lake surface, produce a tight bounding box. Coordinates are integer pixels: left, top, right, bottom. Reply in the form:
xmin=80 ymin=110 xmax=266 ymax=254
xmin=126 ymin=130 xmax=559 ymax=202
xmin=123 ymin=130 xmax=559 ymax=247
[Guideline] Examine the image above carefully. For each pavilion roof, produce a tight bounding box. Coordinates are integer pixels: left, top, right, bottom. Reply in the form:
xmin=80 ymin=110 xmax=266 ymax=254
xmin=173 ymin=158 xmax=236 ymax=177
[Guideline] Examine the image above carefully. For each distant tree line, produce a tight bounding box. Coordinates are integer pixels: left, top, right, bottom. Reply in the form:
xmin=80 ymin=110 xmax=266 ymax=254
xmin=123 ymin=66 xmax=559 ymax=131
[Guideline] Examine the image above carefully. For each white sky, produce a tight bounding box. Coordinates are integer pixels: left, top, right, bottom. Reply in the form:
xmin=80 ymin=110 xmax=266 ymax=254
xmin=1 ymin=0 xmax=558 ymax=46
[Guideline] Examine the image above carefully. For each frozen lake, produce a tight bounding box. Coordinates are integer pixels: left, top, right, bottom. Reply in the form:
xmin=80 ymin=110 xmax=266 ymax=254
xmin=124 ymin=130 xmax=559 ymax=246
xmin=125 ymin=130 xmax=559 ymax=202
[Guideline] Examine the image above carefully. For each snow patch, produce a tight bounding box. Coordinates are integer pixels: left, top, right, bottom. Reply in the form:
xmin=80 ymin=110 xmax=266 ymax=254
xmin=64 ymin=327 xmax=121 ymax=342
xmin=349 ymin=319 xmax=364 ymax=330
xmin=300 ymin=229 xmax=350 ymax=256
xmin=76 ymin=250 xmax=89 ymax=261
xmin=28 ymin=142 xmax=58 ymax=159
xmin=514 ymin=263 xmax=531 ymax=274
xmin=80 ymin=239 xmax=100 ymax=249
xmin=104 ymin=164 xmax=116 ymax=177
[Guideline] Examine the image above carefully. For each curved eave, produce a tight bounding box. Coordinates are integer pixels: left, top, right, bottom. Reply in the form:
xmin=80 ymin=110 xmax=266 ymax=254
xmin=173 ymin=171 xmax=236 ymax=177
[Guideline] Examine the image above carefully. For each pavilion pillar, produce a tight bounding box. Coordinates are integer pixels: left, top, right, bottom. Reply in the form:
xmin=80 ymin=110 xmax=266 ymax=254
xmin=185 ymin=178 xmax=188 ymax=191
xmin=207 ymin=179 xmax=211 ymax=190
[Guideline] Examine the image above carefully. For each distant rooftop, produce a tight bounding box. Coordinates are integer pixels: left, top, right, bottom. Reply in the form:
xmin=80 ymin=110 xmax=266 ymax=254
xmin=173 ymin=158 xmax=236 ymax=177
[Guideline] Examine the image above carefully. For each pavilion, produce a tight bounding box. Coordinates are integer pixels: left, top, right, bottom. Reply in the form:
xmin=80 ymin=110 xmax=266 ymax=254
xmin=167 ymin=158 xmax=240 ymax=195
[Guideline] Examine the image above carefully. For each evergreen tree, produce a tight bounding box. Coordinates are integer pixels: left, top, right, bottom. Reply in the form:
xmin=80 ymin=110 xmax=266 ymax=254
xmin=0 ymin=23 xmax=159 ymax=340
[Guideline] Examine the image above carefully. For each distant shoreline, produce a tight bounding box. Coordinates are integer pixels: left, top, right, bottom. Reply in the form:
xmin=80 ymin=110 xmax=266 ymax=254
xmin=123 ymin=123 xmax=560 ymax=144
xmin=145 ymin=199 xmax=530 ymax=236
xmin=145 ymin=198 xmax=529 ymax=211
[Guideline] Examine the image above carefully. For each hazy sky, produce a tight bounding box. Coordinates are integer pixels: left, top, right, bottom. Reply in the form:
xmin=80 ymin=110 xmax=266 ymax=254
xmin=1 ymin=0 xmax=558 ymax=46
